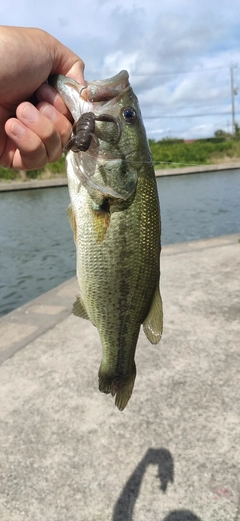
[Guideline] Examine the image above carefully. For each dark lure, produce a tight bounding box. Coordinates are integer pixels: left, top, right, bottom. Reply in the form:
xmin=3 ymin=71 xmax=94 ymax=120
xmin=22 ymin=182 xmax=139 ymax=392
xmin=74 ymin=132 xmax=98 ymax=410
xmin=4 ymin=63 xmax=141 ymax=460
xmin=65 ymin=111 xmax=121 ymax=152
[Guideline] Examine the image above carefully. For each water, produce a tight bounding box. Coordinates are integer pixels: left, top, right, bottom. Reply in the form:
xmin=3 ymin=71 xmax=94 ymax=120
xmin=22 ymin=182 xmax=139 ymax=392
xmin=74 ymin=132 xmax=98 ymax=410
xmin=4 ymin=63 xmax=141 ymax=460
xmin=0 ymin=188 xmax=75 ymax=316
xmin=159 ymin=169 xmax=240 ymax=243
xmin=0 ymin=169 xmax=240 ymax=317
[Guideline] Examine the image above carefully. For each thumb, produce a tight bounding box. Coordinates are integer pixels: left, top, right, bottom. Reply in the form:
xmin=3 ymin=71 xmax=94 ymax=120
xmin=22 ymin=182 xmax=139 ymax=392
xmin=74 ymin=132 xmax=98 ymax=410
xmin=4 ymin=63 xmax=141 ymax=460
xmin=50 ymin=34 xmax=85 ymax=84
xmin=66 ymin=59 xmax=85 ymax=85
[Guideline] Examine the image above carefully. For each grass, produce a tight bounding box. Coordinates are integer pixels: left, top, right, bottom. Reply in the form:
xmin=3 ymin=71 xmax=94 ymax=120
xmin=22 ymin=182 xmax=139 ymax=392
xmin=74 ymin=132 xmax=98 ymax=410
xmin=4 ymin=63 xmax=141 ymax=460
xmin=149 ymin=139 xmax=240 ymax=169
xmin=1 ymin=139 xmax=240 ymax=181
xmin=0 ymin=166 xmax=19 ymax=180
xmin=0 ymin=155 xmax=66 ymax=182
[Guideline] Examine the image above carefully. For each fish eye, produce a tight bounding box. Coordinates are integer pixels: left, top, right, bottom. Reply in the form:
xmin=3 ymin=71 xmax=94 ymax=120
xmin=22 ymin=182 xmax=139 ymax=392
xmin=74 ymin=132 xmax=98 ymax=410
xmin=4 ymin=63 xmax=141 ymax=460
xmin=122 ymin=107 xmax=137 ymax=124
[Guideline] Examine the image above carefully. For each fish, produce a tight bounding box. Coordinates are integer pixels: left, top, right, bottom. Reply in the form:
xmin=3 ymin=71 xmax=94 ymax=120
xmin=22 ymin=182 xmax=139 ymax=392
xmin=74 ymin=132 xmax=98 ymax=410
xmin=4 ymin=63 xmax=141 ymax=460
xmin=51 ymin=70 xmax=163 ymax=411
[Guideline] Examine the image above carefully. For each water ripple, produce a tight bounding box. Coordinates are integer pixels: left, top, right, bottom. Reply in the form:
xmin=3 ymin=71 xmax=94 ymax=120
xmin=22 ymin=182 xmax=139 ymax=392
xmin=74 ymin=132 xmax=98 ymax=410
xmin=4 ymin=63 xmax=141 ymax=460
xmin=0 ymin=171 xmax=240 ymax=316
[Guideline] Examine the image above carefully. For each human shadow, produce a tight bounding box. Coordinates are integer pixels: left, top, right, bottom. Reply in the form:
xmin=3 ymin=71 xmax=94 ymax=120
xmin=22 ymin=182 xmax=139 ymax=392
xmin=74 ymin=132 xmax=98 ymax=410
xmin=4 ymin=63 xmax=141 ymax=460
xmin=163 ymin=511 xmax=202 ymax=521
xmin=112 ymin=447 xmax=174 ymax=521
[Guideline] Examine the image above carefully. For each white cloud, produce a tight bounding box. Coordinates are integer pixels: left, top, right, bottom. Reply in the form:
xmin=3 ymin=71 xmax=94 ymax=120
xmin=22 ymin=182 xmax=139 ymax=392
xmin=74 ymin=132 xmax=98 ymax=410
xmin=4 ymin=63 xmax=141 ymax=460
xmin=103 ymin=51 xmax=139 ymax=76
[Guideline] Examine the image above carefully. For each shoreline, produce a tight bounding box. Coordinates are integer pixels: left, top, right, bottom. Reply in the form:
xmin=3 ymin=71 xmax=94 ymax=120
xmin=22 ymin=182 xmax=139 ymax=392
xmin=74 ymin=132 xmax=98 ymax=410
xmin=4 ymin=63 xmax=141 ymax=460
xmin=155 ymin=160 xmax=240 ymax=177
xmin=0 ymin=232 xmax=239 ymax=360
xmin=0 ymin=176 xmax=68 ymax=192
xmin=0 ymin=161 xmax=240 ymax=192
xmin=1 ymin=232 xmax=240 ymax=520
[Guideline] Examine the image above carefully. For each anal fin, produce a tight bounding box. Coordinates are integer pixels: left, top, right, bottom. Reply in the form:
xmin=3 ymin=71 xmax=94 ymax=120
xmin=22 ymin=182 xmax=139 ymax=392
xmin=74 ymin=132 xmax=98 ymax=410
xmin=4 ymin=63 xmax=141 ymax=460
xmin=143 ymin=284 xmax=163 ymax=344
xmin=72 ymin=295 xmax=89 ymax=320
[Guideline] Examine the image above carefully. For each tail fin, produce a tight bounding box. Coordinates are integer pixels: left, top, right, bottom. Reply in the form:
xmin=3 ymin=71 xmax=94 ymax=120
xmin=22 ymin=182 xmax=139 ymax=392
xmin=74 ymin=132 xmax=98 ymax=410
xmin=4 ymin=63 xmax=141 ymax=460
xmin=98 ymin=365 xmax=136 ymax=411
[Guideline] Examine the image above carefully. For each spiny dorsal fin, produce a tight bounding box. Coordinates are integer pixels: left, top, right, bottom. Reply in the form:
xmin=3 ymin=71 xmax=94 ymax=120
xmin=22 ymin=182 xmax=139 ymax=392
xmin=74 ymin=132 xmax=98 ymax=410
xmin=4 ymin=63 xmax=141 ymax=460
xmin=143 ymin=284 xmax=163 ymax=344
xmin=72 ymin=295 xmax=89 ymax=320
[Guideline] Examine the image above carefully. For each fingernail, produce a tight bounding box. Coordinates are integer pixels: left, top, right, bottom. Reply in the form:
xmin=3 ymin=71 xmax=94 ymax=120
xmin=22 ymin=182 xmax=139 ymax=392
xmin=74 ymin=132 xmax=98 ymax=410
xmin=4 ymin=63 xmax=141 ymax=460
xmin=10 ymin=121 xmax=25 ymax=138
xmin=41 ymin=104 xmax=56 ymax=122
xmin=22 ymin=103 xmax=38 ymax=122
xmin=38 ymin=84 xmax=56 ymax=104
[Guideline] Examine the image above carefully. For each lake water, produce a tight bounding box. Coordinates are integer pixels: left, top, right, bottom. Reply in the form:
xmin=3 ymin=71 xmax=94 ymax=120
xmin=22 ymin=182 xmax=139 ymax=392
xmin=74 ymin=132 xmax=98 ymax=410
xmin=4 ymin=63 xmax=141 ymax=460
xmin=0 ymin=169 xmax=240 ymax=317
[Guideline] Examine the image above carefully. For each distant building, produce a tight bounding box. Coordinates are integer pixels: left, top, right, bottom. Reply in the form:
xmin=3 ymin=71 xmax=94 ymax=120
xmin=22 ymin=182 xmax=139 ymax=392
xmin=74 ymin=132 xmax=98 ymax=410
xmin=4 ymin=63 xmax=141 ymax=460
xmin=184 ymin=139 xmax=195 ymax=144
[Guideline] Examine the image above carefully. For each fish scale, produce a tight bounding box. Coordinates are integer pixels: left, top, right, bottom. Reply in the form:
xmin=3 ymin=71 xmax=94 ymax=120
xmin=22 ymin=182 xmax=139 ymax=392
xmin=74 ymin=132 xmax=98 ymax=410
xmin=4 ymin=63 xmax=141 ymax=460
xmin=53 ymin=70 xmax=163 ymax=410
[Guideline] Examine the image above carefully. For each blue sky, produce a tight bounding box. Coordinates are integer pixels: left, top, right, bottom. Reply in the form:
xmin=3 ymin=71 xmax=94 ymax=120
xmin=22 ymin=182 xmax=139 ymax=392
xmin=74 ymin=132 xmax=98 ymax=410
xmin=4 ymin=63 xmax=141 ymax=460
xmin=1 ymin=0 xmax=240 ymax=140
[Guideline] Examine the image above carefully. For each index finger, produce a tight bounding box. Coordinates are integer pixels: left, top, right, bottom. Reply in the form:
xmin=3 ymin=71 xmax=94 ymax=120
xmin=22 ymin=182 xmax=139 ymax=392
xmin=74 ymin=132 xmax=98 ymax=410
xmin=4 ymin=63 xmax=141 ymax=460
xmin=0 ymin=106 xmax=10 ymax=161
xmin=66 ymin=60 xmax=85 ymax=85
xmin=36 ymin=84 xmax=72 ymax=120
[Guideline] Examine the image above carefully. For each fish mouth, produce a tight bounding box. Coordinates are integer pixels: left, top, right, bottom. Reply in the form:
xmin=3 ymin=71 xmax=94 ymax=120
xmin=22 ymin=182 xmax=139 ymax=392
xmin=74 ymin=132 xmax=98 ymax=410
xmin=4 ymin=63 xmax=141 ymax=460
xmin=50 ymin=70 xmax=130 ymax=120
xmin=81 ymin=70 xmax=130 ymax=102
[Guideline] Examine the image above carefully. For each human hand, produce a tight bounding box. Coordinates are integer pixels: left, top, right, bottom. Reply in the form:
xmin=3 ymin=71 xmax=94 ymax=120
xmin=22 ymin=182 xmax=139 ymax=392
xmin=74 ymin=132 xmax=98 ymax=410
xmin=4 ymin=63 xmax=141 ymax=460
xmin=0 ymin=26 xmax=85 ymax=170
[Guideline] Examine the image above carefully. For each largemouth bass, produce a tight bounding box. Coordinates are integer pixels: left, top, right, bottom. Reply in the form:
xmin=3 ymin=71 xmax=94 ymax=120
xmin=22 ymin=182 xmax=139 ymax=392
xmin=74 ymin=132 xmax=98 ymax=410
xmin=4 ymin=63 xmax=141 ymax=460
xmin=52 ymin=70 xmax=163 ymax=411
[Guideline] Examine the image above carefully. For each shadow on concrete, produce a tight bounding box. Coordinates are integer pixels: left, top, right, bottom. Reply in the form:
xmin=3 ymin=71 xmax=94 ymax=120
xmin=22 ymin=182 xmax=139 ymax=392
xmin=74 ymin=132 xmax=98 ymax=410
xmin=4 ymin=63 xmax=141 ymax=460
xmin=163 ymin=511 xmax=202 ymax=521
xmin=112 ymin=448 xmax=174 ymax=521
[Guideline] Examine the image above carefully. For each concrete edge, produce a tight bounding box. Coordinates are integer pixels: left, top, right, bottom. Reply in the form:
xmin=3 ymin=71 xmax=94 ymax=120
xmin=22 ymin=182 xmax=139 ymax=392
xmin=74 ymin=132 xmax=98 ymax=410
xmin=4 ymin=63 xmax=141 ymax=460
xmin=155 ymin=161 xmax=240 ymax=177
xmin=0 ymin=163 xmax=240 ymax=191
xmin=0 ymin=277 xmax=78 ymax=364
xmin=0 ymin=177 xmax=68 ymax=192
xmin=0 ymin=233 xmax=239 ymax=365
xmin=160 ymin=232 xmax=240 ymax=255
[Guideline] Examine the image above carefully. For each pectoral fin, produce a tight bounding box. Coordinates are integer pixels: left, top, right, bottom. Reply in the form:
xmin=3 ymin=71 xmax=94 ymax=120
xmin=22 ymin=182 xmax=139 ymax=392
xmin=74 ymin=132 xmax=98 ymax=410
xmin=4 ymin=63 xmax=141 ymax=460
xmin=143 ymin=284 xmax=163 ymax=344
xmin=72 ymin=295 xmax=89 ymax=320
xmin=67 ymin=204 xmax=77 ymax=244
xmin=92 ymin=202 xmax=110 ymax=243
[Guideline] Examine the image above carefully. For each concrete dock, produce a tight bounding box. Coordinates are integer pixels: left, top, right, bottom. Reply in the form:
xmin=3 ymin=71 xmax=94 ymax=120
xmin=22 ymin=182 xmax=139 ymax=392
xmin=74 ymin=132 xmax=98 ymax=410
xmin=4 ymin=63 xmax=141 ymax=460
xmin=0 ymin=234 xmax=240 ymax=521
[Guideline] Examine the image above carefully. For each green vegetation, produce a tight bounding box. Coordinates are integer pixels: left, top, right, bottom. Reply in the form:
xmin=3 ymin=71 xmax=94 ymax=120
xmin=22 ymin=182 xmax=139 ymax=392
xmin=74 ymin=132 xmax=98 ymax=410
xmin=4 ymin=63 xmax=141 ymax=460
xmin=0 ymin=166 xmax=19 ymax=180
xmin=0 ymin=154 xmax=66 ymax=182
xmin=1 ymin=132 xmax=240 ymax=181
xmin=23 ymin=155 xmax=67 ymax=179
xmin=149 ymin=137 xmax=240 ymax=169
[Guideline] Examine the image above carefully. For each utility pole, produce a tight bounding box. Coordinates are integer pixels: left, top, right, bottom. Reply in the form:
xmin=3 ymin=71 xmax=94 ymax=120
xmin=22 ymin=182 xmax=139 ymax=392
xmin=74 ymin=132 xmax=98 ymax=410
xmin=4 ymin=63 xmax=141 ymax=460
xmin=230 ymin=64 xmax=238 ymax=135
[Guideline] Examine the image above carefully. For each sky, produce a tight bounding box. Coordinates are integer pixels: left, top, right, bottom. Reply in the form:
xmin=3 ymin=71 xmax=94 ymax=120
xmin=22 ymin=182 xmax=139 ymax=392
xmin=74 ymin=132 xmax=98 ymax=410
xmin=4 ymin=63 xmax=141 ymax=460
xmin=1 ymin=0 xmax=240 ymax=140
